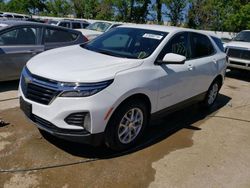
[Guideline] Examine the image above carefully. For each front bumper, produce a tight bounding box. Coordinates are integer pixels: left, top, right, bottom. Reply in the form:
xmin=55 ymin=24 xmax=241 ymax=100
xmin=30 ymin=113 xmax=104 ymax=146
xmin=228 ymin=57 xmax=250 ymax=71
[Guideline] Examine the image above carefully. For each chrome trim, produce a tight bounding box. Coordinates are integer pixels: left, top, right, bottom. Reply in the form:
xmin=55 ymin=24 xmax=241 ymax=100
xmin=21 ymin=66 xmax=114 ymax=104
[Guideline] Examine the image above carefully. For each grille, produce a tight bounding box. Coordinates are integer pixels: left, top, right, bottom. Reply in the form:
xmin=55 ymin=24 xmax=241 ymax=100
xmin=229 ymin=61 xmax=247 ymax=66
xmin=64 ymin=112 xmax=86 ymax=127
xmin=21 ymin=69 xmax=60 ymax=105
xmin=26 ymin=83 xmax=58 ymax=105
xmin=227 ymin=48 xmax=250 ymax=60
xmin=33 ymin=115 xmax=88 ymax=135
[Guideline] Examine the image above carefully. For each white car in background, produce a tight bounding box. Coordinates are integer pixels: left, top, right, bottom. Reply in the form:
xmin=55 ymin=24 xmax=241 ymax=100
xmin=76 ymin=21 xmax=122 ymax=40
xmin=224 ymin=30 xmax=250 ymax=71
xmin=19 ymin=25 xmax=226 ymax=150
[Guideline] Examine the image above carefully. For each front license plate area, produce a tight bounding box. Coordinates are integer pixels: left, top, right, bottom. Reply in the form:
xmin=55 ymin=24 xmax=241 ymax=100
xmin=20 ymin=97 xmax=32 ymax=118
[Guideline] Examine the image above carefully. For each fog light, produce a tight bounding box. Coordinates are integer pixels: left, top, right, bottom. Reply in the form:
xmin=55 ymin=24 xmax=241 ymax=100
xmin=83 ymin=113 xmax=91 ymax=132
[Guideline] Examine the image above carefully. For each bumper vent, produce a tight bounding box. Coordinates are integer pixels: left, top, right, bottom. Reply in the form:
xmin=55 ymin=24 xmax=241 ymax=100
xmin=33 ymin=115 xmax=88 ymax=135
xmin=64 ymin=112 xmax=87 ymax=127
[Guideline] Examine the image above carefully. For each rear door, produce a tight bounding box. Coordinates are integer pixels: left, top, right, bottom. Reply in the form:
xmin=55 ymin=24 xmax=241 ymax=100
xmin=187 ymin=32 xmax=218 ymax=95
xmin=0 ymin=26 xmax=43 ymax=81
xmin=43 ymin=27 xmax=81 ymax=50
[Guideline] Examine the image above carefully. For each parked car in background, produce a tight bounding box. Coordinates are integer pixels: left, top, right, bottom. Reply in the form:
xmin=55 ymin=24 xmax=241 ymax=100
xmin=224 ymin=30 xmax=250 ymax=71
xmin=48 ymin=19 xmax=90 ymax=29
xmin=77 ymin=21 xmax=122 ymax=40
xmin=0 ymin=21 xmax=87 ymax=82
xmin=0 ymin=12 xmax=30 ymax=19
xmin=19 ymin=25 xmax=226 ymax=150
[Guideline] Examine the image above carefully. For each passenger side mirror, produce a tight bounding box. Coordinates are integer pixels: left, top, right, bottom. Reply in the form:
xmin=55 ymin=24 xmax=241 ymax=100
xmin=156 ymin=53 xmax=186 ymax=65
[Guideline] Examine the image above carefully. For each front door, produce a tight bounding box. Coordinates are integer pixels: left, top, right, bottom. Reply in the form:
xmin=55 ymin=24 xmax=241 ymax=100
xmin=156 ymin=32 xmax=194 ymax=111
xmin=0 ymin=26 xmax=43 ymax=81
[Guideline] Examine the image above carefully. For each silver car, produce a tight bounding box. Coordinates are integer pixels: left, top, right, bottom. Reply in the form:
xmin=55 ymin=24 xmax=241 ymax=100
xmin=0 ymin=21 xmax=87 ymax=82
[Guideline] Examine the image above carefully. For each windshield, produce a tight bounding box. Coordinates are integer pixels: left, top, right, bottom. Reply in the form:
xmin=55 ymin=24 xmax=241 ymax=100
xmin=86 ymin=22 xmax=112 ymax=32
xmin=81 ymin=27 xmax=168 ymax=59
xmin=233 ymin=31 xmax=250 ymax=42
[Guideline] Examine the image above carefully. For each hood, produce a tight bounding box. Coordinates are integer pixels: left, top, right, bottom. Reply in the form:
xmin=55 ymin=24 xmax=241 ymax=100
xmin=27 ymin=45 xmax=143 ymax=83
xmin=76 ymin=29 xmax=103 ymax=37
xmin=224 ymin=41 xmax=250 ymax=50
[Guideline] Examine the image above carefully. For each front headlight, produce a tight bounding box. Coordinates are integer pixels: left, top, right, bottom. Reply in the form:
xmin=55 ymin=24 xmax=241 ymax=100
xmin=59 ymin=80 xmax=113 ymax=97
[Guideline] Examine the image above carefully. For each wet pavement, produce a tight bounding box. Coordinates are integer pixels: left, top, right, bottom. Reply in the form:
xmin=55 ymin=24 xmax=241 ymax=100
xmin=0 ymin=70 xmax=249 ymax=188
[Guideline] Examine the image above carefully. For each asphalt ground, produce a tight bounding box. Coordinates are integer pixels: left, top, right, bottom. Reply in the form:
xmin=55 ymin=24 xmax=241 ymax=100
xmin=0 ymin=70 xmax=249 ymax=188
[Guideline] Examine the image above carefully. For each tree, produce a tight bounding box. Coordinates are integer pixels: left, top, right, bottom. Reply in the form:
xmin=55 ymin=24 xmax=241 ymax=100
xmin=96 ymin=0 xmax=114 ymax=20
xmin=156 ymin=0 xmax=163 ymax=24
xmin=186 ymin=0 xmax=250 ymax=32
xmin=113 ymin=0 xmax=150 ymax=23
xmin=163 ymin=0 xmax=188 ymax=26
xmin=72 ymin=0 xmax=85 ymax=18
xmin=46 ymin=0 xmax=72 ymax=17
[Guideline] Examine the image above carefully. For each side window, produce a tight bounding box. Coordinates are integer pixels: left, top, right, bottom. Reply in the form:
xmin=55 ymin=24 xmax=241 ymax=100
xmin=72 ymin=22 xmax=81 ymax=29
xmin=158 ymin=32 xmax=190 ymax=60
xmin=190 ymin=33 xmax=215 ymax=58
xmin=58 ymin=22 xmax=70 ymax=28
xmin=211 ymin=36 xmax=224 ymax=52
xmin=102 ymin=34 xmax=130 ymax=48
xmin=0 ymin=27 xmax=38 ymax=45
xmin=82 ymin=23 xmax=89 ymax=28
xmin=44 ymin=28 xmax=78 ymax=44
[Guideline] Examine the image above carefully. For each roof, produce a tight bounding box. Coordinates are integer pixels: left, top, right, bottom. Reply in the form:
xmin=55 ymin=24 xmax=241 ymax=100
xmin=0 ymin=20 xmax=46 ymax=27
xmin=0 ymin=20 xmax=82 ymax=34
xmin=120 ymin=24 xmax=220 ymax=38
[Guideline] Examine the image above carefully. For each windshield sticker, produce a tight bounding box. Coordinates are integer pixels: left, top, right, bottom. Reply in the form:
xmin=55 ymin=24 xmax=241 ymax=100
xmin=143 ymin=33 xmax=163 ymax=40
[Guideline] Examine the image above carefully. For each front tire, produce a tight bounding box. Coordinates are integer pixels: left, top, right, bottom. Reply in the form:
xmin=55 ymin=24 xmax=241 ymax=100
xmin=105 ymin=100 xmax=149 ymax=151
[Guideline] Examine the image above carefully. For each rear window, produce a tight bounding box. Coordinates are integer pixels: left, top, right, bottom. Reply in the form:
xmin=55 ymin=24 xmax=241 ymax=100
xmin=44 ymin=28 xmax=78 ymax=43
xmin=212 ymin=36 xmax=224 ymax=52
xmin=72 ymin=22 xmax=81 ymax=29
xmin=58 ymin=22 xmax=70 ymax=28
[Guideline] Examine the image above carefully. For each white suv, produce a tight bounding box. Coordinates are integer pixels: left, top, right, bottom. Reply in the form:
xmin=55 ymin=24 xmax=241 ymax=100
xmin=19 ymin=25 xmax=227 ymax=150
xmin=224 ymin=30 xmax=250 ymax=71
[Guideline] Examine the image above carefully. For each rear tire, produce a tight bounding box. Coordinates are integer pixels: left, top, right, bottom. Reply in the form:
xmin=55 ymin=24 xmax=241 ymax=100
xmin=105 ymin=100 xmax=149 ymax=151
xmin=202 ymin=79 xmax=221 ymax=108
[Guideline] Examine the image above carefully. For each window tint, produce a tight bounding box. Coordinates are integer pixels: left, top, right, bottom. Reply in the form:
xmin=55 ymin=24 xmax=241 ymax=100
xmin=212 ymin=36 xmax=224 ymax=52
xmin=14 ymin=15 xmax=24 ymax=19
xmin=0 ymin=27 xmax=38 ymax=45
xmin=44 ymin=28 xmax=78 ymax=43
xmin=102 ymin=34 xmax=130 ymax=48
xmin=158 ymin=32 xmax=190 ymax=60
xmin=58 ymin=22 xmax=70 ymax=28
xmin=82 ymin=23 xmax=89 ymax=28
xmin=190 ymin=33 xmax=214 ymax=58
xmin=72 ymin=22 xmax=81 ymax=29
xmin=83 ymin=28 xmax=168 ymax=59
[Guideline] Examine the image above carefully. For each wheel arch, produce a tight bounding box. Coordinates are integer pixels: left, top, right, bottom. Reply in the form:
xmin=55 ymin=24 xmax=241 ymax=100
xmin=105 ymin=93 xmax=152 ymax=131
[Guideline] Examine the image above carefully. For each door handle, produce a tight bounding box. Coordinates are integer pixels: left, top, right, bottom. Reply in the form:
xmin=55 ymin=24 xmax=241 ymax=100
xmin=213 ymin=59 xmax=217 ymax=64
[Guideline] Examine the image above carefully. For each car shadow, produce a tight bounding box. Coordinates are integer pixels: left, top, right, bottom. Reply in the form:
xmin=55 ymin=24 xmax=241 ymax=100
xmin=41 ymin=93 xmax=231 ymax=159
xmin=226 ymin=69 xmax=250 ymax=82
xmin=0 ymin=80 xmax=19 ymax=92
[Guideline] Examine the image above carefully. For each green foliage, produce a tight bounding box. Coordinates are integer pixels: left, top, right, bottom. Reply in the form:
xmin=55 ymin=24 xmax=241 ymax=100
xmin=96 ymin=0 xmax=114 ymax=20
xmin=187 ymin=0 xmax=250 ymax=32
xmin=46 ymin=0 xmax=72 ymax=17
xmin=163 ymin=0 xmax=187 ymax=26
xmin=0 ymin=0 xmax=249 ymax=31
xmin=113 ymin=0 xmax=150 ymax=23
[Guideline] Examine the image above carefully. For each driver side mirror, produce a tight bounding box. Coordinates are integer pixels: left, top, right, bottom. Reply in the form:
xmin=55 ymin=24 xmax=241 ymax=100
xmin=156 ymin=53 xmax=186 ymax=65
